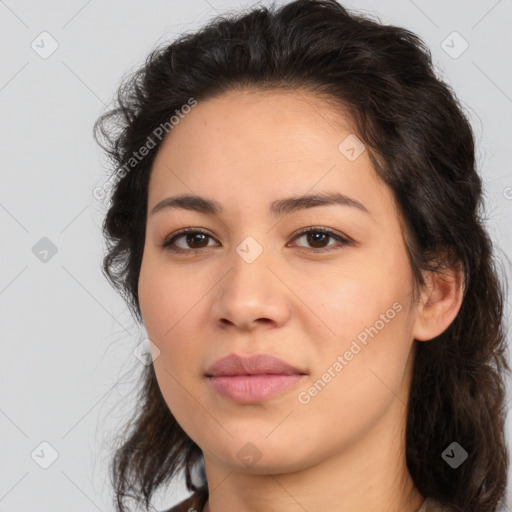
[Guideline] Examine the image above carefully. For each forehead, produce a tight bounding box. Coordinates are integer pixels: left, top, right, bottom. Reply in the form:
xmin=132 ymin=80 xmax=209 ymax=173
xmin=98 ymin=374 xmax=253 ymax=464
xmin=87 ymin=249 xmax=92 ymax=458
xmin=175 ymin=87 xmax=354 ymax=145
xmin=155 ymin=87 xmax=356 ymax=162
xmin=148 ymin=88 xmax=398 ymax=224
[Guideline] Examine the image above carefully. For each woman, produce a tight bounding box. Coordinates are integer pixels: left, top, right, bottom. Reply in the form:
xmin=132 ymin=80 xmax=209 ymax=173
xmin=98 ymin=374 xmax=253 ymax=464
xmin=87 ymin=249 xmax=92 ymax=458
xmin=93 ymin=1 xmax=510 ymax=511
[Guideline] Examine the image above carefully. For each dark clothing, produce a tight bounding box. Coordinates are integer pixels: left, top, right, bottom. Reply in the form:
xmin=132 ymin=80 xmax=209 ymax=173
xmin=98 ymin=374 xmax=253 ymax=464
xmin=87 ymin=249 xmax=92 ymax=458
xmin=163 ymin=488 xmax=208 ymax=512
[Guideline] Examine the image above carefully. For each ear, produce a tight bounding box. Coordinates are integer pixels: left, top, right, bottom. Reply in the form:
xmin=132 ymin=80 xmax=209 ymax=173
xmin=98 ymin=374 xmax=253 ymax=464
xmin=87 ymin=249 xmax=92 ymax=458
xmin=412 ymin=261 xmax=465 ymax=342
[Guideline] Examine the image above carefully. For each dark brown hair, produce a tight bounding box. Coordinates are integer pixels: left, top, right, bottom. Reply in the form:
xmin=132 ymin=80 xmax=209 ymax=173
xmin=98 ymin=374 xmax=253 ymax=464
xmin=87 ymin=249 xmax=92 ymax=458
xmin=93 ymin=1 xmax=510 ymax=511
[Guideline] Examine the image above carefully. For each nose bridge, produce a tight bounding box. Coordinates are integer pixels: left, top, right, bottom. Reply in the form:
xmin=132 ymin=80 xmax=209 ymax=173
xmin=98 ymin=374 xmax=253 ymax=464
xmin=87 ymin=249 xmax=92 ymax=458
xmin=228 ymin=231 xmax=274 ymax=296
xmin=211 ymin=229 xmax=289 ymax=328
xmin=235 ymin=231 xmax=267 ymax=265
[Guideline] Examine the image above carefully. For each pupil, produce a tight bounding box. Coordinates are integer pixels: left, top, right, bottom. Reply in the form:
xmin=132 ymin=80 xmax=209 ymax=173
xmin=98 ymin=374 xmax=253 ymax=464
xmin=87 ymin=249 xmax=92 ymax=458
xmin=188 ymin=233 xmax=207 ymax=248
xmin=309 ymin=232 xmax=327 ymax=247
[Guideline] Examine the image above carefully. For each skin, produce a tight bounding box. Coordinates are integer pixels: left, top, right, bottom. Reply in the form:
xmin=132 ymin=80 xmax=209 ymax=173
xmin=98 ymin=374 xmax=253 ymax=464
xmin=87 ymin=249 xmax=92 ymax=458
xmin=138 ymin=88 xmax=464 ymax=512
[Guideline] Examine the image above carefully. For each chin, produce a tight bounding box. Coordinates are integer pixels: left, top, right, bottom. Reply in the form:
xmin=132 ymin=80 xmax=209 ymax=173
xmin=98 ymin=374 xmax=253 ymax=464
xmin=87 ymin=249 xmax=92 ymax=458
xmin=202 ymin=435 xmax=314 ymax=474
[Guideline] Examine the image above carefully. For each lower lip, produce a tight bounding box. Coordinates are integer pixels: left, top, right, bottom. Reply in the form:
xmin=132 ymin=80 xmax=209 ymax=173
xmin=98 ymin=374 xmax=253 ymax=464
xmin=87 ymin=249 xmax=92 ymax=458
xmin=207 ymin=374 xmax=305 ymax=402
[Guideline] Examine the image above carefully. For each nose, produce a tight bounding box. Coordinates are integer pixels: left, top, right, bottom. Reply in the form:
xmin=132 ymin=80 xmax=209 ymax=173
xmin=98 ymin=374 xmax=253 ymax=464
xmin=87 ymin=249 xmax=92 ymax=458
xmin=210 ymin=245 xmax=292 ymax=331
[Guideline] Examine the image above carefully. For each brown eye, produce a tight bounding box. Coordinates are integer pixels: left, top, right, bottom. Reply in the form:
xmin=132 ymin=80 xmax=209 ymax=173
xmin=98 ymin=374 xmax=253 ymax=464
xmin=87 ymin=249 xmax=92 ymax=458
xmin=181 ymin=232 xmax=210 ymax=249
xmin=160 ymin=226 xmax=352 ymax=255
xmin=161 ymin=228 xmax=217 ymax=253
xmin=291 ymin=227 xmax=352 ymax=253
xmin=301 ymin=231 xmax=330 ymax=249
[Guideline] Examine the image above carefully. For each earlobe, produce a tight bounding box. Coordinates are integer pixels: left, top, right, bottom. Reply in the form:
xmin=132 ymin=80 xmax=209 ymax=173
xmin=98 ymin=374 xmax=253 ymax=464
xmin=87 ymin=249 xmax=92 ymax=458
xmin=412 ymin=262 xmax=465 ymax=342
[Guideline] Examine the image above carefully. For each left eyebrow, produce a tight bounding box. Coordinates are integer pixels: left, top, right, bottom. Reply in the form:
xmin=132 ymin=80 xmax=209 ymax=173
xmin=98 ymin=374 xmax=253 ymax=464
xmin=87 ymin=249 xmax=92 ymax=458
xmin=150 ymin=191 xmax=371 ymax=218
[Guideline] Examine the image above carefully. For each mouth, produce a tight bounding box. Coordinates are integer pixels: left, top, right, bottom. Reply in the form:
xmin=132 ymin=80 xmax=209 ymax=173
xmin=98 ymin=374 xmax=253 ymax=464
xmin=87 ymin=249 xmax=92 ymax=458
xmin=205 ymin=353 xmax=307 ymax=403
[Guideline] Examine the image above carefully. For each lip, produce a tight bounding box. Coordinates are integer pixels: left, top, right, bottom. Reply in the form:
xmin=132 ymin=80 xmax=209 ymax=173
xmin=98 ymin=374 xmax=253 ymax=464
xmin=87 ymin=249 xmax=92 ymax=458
xmin=205 ymin=353 xmax=307 ymax=403
xmin=205 ymin=353 xmax=307 ymax=377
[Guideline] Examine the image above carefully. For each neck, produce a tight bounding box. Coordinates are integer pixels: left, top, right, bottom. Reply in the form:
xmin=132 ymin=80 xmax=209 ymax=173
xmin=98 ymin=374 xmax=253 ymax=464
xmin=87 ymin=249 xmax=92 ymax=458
xmin=201 ymin=401 xmax=424 ymax=512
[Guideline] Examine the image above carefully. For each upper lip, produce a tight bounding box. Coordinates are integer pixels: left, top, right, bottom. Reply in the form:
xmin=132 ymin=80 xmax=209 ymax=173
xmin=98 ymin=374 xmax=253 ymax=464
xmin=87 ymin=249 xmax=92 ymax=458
xmin=205 ymin=353 xmax=307 ymax=377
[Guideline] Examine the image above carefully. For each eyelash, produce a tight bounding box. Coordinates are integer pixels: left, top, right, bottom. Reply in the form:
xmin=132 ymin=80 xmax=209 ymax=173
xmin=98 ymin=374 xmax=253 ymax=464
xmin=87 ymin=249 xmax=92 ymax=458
xmin=159 ymin=226 xmax=353 ymax=255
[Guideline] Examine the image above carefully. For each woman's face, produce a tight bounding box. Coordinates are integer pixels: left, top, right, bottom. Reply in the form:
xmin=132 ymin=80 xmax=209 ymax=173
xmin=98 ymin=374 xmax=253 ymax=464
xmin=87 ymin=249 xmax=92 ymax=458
xmin=138 ymin=88 xmax=421 ymax=474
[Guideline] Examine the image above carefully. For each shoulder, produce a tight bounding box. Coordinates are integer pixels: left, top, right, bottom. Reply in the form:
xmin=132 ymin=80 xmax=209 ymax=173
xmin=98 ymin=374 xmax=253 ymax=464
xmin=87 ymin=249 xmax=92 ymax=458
xmin=160 ymin=489 xmax=208 ymax=512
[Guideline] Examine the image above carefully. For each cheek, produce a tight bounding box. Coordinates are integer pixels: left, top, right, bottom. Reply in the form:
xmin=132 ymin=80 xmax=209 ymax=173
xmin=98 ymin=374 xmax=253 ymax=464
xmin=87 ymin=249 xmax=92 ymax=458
xmin=300 ymin=254 xmax=409 ymax=340
xmin=152 ymin=358 xmax=210 ymax=451
xmin=295 ymin=252 xmax=414 ymax=405
xmin=292 ymin=304 xmax=414 ymax=456
xmin=138 ymin=257 xmax=208 ymax=392
xmin=139 ymin=255 xmax=198 ymax=345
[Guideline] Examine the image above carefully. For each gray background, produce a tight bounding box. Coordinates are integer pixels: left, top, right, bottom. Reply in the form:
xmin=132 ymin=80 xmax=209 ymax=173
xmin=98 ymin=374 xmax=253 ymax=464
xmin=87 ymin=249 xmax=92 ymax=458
xmin=1 ymin=0 xmax=511 ymax=510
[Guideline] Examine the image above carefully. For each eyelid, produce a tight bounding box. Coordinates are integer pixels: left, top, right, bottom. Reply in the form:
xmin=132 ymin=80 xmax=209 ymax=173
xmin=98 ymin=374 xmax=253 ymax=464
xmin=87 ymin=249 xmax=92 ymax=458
xmin=290 ymin=225 xmax=353 ymax=243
